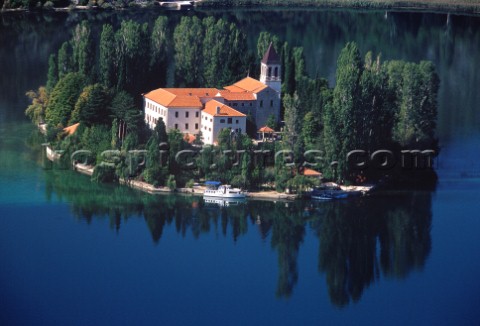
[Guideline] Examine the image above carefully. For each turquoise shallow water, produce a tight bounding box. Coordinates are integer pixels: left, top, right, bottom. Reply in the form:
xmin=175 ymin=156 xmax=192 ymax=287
xmin=1 ymin=9 xmax=480 ymax=325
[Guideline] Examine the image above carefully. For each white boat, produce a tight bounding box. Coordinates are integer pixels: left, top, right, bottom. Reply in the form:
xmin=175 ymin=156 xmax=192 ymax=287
xmin=203 ymin=181 xmax=246 ymax=199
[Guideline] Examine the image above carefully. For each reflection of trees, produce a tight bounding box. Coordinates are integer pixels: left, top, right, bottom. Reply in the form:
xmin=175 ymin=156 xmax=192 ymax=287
xmin=44 ymin=171 xmax=432 ymax=305
xmin=314 ymin=192 xmax=432 ymax=307
xmin=248 ymin=201 xmax=306 ymax=298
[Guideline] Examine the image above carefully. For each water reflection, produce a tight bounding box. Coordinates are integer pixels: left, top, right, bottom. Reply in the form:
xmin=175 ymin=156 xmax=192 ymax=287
xmin=44 ymin=171 xmax=432 ymax=306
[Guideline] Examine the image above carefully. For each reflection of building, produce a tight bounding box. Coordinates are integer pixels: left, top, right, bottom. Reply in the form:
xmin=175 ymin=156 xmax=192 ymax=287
xmin=143 ymin=43 xmax=281 ymax=145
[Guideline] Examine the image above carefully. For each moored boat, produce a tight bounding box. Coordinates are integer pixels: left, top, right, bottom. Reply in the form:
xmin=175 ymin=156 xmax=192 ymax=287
xmin=203 ymin=181 xmax=246 ymax=199
xmin=310 ymin=182 xmax=349 ymax=200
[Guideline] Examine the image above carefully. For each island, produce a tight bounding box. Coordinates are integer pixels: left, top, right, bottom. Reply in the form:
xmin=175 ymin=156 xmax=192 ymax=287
xmin=25 ymin=16 xmax=439 ymax=198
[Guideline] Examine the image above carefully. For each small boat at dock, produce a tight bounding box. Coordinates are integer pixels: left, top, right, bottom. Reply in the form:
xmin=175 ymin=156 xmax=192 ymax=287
xmin=203 ymin=181 xmax=246 ymax=199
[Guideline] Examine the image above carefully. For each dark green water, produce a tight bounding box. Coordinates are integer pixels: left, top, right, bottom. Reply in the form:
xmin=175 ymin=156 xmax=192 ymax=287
xmin=1 ymin=9 xmax=480 ymax=325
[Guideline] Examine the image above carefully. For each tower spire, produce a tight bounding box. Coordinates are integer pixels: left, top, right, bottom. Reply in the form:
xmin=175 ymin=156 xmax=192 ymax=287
xmin=260 ymin=42 xmax=281 ymax=95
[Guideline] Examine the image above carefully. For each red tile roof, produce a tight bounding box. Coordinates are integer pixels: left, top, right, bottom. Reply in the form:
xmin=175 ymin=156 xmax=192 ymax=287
xmin=228 ymin=77 xmax=267 ymax=93
xmin=63 ymin=123 xmax=80 ymax=136
xmin=144 ymin=88 xmax=217 ymax=108
xmin=183 ymin=133 xmax=197 ymax=144
xmin=167 ymin=88 xmax=218 ymax=97
xmin=258 ymin=126 xmax=275 ymax=133
xmin=203 ymin=100 xmax=246 ymax=117
xmin=223 ymin=85 xmax=246 ymax=93
xmin=302 ymin=168 xmax=322 ymax=177
xmin=216 ymin=90 xmax=255 ymax=101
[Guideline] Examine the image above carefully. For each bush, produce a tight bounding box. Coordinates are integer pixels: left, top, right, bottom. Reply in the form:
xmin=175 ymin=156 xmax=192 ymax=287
xmin=166 ymin=174 xmax=176 ymax=190
xmin=92 ymin=164 xmax=117 ymax=183
xmin=186 ymin=179 xmax=195 ymax=188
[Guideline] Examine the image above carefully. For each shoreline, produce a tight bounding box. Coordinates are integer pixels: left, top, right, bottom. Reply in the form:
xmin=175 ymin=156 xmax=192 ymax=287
xmin=72 ymin=162 xmax=302 ymax=200
xmin=2 ymin=1 xmax=480 ymax=15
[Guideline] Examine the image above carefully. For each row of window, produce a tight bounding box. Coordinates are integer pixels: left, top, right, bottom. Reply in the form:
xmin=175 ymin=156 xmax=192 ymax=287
xmin=147 ymin=102 xmax=166 ymax=116
xmin=227 ymin=102 xmax=253 ymax=108
xmin=174 ymin=123 xmax=199 ymax=130
xmin=174 ymin=111 xmax=200 ymax=118
xmin=219 ymin=118 xmax=240 ymax=124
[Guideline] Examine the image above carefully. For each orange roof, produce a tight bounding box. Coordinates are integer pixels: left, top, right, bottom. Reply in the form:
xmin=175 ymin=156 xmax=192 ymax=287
xmin=63 ymin=123 xmax=80 ymax=136
xmin=224 ymin=85 xmax=248 ymax=93
xmin=258 ymin=126 xmax=274 ymax=133
xmin=144 ymin=88 xmax=176 ymax=106
xmin=144 ymin=88 xmax=208 ymax=108
xmin=216 ymin=90 xmax=256 ymax=101
xmin=303 ymin=168 xmax=322 ymax=177
xmin=203 ymin=100 xmax=246 ymax=117
xmin=183 ymin=133 xmax=197 ymax=144
xmin=229 ymin=77 xmax=267 ymax=93
xmin=167 ymin=88 xmax=218 ymax=97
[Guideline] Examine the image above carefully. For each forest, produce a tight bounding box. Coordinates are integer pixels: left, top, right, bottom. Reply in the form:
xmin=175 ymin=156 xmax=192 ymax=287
xmin=25 ymin=15 xmax=439 ymax=191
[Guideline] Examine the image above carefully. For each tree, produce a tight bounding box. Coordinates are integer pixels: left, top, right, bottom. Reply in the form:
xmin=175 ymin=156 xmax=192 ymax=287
xmin=115 ymin=20 xmax=150 ymax=94
xmin=45 ymin=72 xmax=86 ymax=127
xmin=292 ymin=47 xmax=306 ymax=81
xmin=46 ymin=54 xmax=58 ymax=93
xmin=173 ymin=16 xmax=204 ymax=87
xmin=109 ymin=91 xmax=142 ymax=135
xmin=266 ymin=113 xmax=277 ymax=130
xmin=144 ymin=119 xmax=169 ymax=187
xmin=57 ymin=42 xmax=72 ymax=79
xmin=283 ymin=92 xmax=303 ymax=162
xmin=324 ymin=42 xmax=363 ymax=181
xmin=25 ymin=87 xmax=49 ymax=124
xmin=71 ymin=21 xmax=95 ymax=79
xmin=302 ymin=111 xmax=318 ymax=148
xmin=149 ymin=16 xmax=169 ymax=88
xmin=69 ymin=84 xmax=109 ymax=126
xmin=99 ymin=24 xmax=116 ymax=88
xmin=281 ymin=42 xmax=296 ymax=96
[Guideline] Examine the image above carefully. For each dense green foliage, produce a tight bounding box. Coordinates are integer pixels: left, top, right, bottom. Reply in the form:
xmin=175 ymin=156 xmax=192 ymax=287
xmin=174 ymin=16 xmax=250 ymax=87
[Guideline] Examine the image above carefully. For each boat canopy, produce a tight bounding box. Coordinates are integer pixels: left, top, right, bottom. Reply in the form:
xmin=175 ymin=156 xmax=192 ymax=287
xmin=205 ymin=181 xmax=222 ymax=186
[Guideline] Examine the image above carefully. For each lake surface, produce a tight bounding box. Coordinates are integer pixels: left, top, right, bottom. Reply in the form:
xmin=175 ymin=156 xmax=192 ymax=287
xmin=1 ymin=8 xmax=480 ymax=325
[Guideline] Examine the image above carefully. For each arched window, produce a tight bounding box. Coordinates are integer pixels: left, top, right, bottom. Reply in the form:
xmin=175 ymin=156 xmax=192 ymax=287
xmin=274 ymin=67 xmax=278 ymax=78
xmin=268 ymin=67 xmax=272 ymax=77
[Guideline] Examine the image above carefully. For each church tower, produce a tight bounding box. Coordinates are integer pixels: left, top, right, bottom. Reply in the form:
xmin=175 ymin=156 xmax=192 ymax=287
xmin=260 ymin=43 xmax=281 ymax=96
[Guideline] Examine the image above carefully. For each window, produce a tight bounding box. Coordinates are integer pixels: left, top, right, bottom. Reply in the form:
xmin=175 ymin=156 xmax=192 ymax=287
xmin=270 ymin=100 xmax=274 ymax=107
xmin=268 ymin=67 xmax=272 ymax=77
xmin=195 ymin=123 xmax=198 ymax=130
xmin=185 ymin=123 xmax=189 ymax=130
xmin=242 ymin=103 xmax=244 ymax=106
xmin=274 ymin=67 xmax=278 ymax=77
xmin=227 ymin=118 xmax=232 ymax=124
xmin=235 ymin=120 xmax=239 ymax=124
xmin=210 ymin=118 xmax=212 ymax=122
xmin=220 ymin=119 xmax=225 ymax=123
xmin=233 ymin=103 xmax=237 ymax=107
xmin=175 ymin=111 xmax=178 ymax=118
xmin=186 ymin=112 xmax=189 ymax=118
xmin=250 ymin=103 xmax=252 ymax=107
xmin=175 ymin=124 xmax=178 ymax=129
xmin=196 ymin=112 xmax=199 ymax=118
xmin=205 ymin=116 xmax=207 ymax=120
xmin=260 ymin=100 xmax=263 ymax=108
xmin=209 ymin=128 xmax=211 ymax=131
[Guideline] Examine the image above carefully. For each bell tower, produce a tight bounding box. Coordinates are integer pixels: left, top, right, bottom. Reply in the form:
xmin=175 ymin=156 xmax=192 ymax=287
xmin=260 ymin=42 xmax=281 ymax=96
